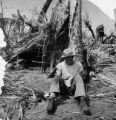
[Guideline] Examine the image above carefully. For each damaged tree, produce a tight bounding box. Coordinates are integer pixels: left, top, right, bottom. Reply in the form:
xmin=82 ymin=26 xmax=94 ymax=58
xmin=96 ymin=25 xmax=105 ymax=44
xmin=3 ymin=0 xmax=54 ymax=72
xmin=17 ymin=10 xmax=25 ymax=38
xmin=39 ymin=0 xmax=53 ymax=17
xmin=68 ymin=0 xmax=95 ymax=86
xmin=48 ymin=0 xmax=69 ymax=71
xmin=2 ymin=0 xmax=93 ymax=73
xmin=38 ymin=0 xmax=53 ymax=23
xmin=68 ymin=0 xmax=84 ymax=63
xmin=84 ymin=19 xmax=95 ymax=39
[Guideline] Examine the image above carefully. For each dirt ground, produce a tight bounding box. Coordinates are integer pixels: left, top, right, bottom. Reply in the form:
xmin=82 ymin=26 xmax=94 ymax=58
xmin=0 ymin=67 xmax=116 ymax=120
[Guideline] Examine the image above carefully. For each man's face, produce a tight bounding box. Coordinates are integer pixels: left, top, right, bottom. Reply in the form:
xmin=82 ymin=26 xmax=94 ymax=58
xmin=65 ymin=56 xmax=74 ymax=65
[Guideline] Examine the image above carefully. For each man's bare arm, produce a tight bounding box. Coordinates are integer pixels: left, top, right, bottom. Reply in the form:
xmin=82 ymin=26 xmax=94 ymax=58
xmin=54 ymin=69 xmax=62 ymax=82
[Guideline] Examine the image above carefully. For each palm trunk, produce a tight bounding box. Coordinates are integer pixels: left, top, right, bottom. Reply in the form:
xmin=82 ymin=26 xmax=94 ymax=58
xmin=84 ymin=20 xmax=95 ymax=39
xmin=38 ymin=0 xmax=53 ymax=22
xmin=50 ymin=0 xmax=69 ymax=35
xmin=76 ymin=0 xmax=84 ymax=63
xmin=69 ymin=0 xmax=84 ymax=64
xmin=40 ymin=0 xmax=53 ymax=16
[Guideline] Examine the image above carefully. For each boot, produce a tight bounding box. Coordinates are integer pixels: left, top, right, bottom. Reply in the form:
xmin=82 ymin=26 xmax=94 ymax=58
xmin=79 ymin=97 xmax=91 ymax=116
xmin=75 ymin=97 xmax=81 ymax=105
xmin=46 ymin=98 xmax=57 ymax=114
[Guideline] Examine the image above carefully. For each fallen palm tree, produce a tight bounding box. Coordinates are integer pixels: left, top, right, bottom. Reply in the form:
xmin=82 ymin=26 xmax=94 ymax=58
xmin=0 ymin=16 xmax=27 ymax=62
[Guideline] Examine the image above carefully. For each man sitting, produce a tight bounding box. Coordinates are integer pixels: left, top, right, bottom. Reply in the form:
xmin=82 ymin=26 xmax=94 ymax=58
xmin=46 ymin=48 xmax=91 ymax=115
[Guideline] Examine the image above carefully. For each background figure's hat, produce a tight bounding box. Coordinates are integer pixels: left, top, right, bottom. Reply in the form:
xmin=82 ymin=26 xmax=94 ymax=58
xmin=61 ymin=48 xmax=75 ymax=59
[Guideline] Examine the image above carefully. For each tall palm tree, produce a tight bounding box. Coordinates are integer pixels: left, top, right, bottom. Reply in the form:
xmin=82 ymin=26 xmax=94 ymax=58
xmin=69 ymin=0 xmax=84 ymax=64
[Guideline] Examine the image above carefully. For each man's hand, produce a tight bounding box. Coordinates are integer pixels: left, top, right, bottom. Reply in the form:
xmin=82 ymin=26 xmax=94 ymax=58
xmin=65 ymin=76 xmax=74 ymax=87
xmin=80 ymin=70 xmax=88 ymax=82
xmin=56 ymin=69 xmax=61 ymax=76
xmin=89 ymin=71 xmax=95 ymax=77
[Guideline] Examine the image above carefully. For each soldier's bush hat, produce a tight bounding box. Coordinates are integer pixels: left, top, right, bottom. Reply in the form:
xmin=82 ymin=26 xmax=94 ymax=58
xmin=61 ymin=48 xmax=75 ymax=59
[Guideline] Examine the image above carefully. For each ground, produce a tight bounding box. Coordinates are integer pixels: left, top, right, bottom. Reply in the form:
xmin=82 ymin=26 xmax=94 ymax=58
xmin=0 ymin=66 xmax=116 ymax=120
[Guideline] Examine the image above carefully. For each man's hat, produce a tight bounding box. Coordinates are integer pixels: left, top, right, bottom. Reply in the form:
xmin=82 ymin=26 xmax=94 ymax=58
xmin=61 ymin=48 xmax=75 ymax=59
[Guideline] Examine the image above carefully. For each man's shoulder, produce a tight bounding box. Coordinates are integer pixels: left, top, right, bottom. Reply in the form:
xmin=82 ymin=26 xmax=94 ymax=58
xmin=74 ymin=61 xmax=83 ymax=72
xmin=75 ymin=61 xmax=82 ymax=66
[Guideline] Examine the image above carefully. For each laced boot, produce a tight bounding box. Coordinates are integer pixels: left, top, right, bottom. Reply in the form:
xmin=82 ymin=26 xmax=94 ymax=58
xmin=46 ymin=93 xmax=57 ymax=114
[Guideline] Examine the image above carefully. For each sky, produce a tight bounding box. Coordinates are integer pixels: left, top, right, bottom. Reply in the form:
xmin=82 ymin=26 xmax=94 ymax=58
xmin=0 ymin=28 xmax=6 ymax=94
xmin=89 ymin=0 xmax=116 ymax=19
xmin=0 ymin=28 xmax=5 ymax=47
